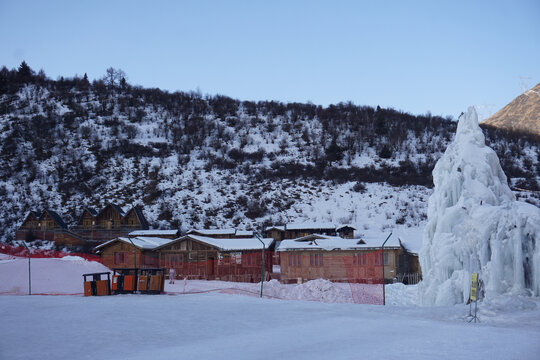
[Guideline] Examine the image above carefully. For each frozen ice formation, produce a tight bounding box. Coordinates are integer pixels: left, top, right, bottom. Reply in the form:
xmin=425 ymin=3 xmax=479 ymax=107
xmin=419 ymin=106 xmax=540 ymax=305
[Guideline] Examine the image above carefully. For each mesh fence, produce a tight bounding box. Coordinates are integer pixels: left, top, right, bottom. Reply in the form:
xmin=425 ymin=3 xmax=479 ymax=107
xmin=1 ymin=246 xmax=390 ymax=305
xmin=100 ymin=249 xmax=386 ymax=305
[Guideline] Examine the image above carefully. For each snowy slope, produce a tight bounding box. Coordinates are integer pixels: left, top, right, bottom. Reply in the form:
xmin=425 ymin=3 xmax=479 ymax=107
xmin=1 ymin=78 xmax=539 ymax=244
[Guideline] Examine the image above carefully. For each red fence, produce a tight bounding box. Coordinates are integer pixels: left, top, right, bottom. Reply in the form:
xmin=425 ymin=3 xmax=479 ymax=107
xmin=0 ymin=243 xmax=101 ymax=262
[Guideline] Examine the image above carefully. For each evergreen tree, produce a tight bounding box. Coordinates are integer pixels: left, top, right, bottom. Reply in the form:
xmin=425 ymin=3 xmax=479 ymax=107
xmin=326 ymin=137 xmax=344 ymax=163
xmin=375 ymin=105 xmax=388 ymax=135
xmin=17 ymin=60 xmax=33 ymax=83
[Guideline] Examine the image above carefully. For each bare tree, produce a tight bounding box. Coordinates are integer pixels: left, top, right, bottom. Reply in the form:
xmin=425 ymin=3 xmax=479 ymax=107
xmin=102 ymin=67 xmax=127 ymax=88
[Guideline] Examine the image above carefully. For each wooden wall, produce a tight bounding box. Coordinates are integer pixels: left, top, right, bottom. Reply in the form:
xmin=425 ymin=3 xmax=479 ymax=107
xmin=158 ymin=239 xmax=272 ymax=282
xmin=279 ymin=249 xmax=400 ymax=284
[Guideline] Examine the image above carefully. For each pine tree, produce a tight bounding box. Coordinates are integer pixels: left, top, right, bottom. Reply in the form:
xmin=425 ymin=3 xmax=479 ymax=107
xmin=17 ymin=60 xmax=33 ymax=83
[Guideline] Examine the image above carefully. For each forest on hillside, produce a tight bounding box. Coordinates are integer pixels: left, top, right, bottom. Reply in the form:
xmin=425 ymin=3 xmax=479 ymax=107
xmin=0 ymin=62 xmax=539 ymax=241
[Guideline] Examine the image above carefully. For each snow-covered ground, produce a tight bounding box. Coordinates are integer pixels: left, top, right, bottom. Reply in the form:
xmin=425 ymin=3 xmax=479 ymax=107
xmin=1 ymin=292 xmax=539 ymax=360
xmin=1 ymin=255 xmax=539 ymax=359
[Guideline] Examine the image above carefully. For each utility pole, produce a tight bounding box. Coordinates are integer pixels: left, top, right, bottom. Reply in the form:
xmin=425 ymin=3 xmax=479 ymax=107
xmin=254 ymin=233 xmax=266 ymax=298
xmin=381 ymin=233 xmax=392 ymax=305
xmin=20 ymin=242 xmax=31 ymax=295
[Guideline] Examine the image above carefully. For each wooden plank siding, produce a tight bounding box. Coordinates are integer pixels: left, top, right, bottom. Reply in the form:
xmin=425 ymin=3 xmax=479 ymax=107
xmin=158 ymin=238 xmax=272 ymax=282
xmin=279 ymin=249 xmax=400 ymax=284
xmin=98 ymin=241 xmax=158 ymax=270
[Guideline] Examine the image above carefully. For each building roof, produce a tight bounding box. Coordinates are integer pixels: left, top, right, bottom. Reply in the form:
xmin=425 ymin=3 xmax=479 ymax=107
xmin=186 ymin=228 xmax=237 ymax=236
xmin=265 ymin=223 xmax=356 ymax=232
xmin=265 ymin=225 xmax=285 ymax=232
xmin=95 ymin=202 xmax=126 ymax=219
xmin=277 ymin=234 xmax=400 ymax=252
xmin=42 ymin=209 xmax=67 ymax=229
xmin=156 ymin=235 xmax=273 ymax=252
xmin=94 ymin=236 xmax=174 ymax=251
xmin=235 ymin=230 xmax=254 ymax=237
xmin=336 ymin=224 xmax=357 ymax=230
xmin=127 ymin=206 xmax=149 ymax=229
xmin=286 ymin=222 xmax=336 ymax=231
xmin=128 ymin=230 xmax=179 ymax=237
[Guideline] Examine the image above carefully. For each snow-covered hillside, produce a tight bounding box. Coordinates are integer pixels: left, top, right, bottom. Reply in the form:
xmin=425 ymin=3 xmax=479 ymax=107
xmin=1 ymin=67 xmax=539 ymax=244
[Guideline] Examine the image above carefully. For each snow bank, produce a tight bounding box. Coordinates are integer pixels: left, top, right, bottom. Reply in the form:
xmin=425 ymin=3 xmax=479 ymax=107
xmin=419 ymin=107 xmax=540 ymax=305
xmin=0 ymin=256 xmax=110 ymax=295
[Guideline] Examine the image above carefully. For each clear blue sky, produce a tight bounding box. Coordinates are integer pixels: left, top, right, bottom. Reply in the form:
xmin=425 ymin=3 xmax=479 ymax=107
xmin=1 ymin=0 xmax=539 ymax=119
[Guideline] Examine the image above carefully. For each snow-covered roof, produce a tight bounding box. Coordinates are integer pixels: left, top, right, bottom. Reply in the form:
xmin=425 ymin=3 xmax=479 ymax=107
xmin=128 ymin=230 xmax=179 ymax=237
xmin=336 ymin=224 xmax=356 ymax=230
xmin=186 ymin=228 xmax=236 ymax=236
xmin=235 ymin=230 xmax=254 ymax=236
xmin=94 ymin=236 xmax=174 ymax=251
xmin=156 ymin=235 xmax=273 ymax=252
xmin=286 ymin=222 xmax=336 ymax=230
xmin=277 ymin=234 xmax=400 ymax=252
xmin=265 ymin=226 xmax=285 ymax=231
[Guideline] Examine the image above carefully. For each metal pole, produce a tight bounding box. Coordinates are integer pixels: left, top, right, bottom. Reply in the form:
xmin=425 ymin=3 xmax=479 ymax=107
xmin=254 ymin=233 xmax=266 ymax=298
xmin=381 ymin=233 xmax=392 ymax=306
xmin=20 ymin=242 xmax=31 ymax=295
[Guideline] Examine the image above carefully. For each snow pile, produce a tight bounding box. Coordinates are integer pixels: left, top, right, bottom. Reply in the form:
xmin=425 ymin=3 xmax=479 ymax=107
xmin=0 ymin=256 xmax=110 ymax=295
xmin=264 ymin=279 xmax=353 ymax=303
xmin=419 ymin=107 xmax=540 ymax=305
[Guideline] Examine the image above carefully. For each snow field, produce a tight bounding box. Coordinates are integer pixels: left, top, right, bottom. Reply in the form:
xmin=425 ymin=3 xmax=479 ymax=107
xmin=1 ymin=293 xmax=539 ymax=360
xmin=1 ymin=255 xmax=540 ymax=359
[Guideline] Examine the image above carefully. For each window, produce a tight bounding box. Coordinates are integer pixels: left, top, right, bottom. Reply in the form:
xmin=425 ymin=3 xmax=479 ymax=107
xmin=246 ymin=253 xmax=257 ymax=266
xmin=384 ymin=252 xmax=389 ymax=265
xmin=353 ymin=253 xmax=367 ymax=266
xmin=289 ymin=254 xmax=301 ymax=267
xmin=169 ymin=254 xmax=182 ymax=267
xmin=375 ymin=253 xmax=383 ymax=265
xmin=114 ymin=252 xmax=128 ymax=264
xmin=310 ymin=254 xmax=323 ymax=266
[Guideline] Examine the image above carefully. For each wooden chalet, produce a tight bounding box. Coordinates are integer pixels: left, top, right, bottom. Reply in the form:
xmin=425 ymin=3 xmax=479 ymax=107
xmin=155 ymin=235 xmax=274 ymax=282
xmin=264 ymin=223 xmax=357 ymax=266
xmin=15 ymin=209 xmax=86 ymax=246
xmin=94 ymin=236 xmax=174 ymax=270
xmin=265 ymin=223 xmax=356 ymax=241
xmin=73 ymin=203 xmax=149 ymax=243
xmin=277 ymin=234 xmax=419 ymax=284
xmin=15 ymin=203 xmax=151 ymax=249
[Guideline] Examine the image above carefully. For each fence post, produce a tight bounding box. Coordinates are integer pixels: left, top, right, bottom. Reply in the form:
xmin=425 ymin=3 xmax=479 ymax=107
xmin=254 ymin=233 xmax=266 ymax=298
xmin=20 ymin=242 xmax=31 ymax=295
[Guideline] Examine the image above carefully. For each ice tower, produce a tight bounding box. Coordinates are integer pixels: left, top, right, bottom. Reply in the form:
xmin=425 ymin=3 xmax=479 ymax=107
xmin=419 ymin=107 xmax=540 ymax=305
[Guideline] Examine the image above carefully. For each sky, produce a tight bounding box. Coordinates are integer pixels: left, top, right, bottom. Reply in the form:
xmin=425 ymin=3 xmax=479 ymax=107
xmin=1 ymin=0 xmax=539 ymax=120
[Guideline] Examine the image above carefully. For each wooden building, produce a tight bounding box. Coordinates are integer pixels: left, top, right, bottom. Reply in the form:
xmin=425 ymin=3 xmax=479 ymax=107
xmin=72 ymin=203 xmax=150 ymax=244
xmin=15 ymin=203 xmax=151 ymax=249
xmin=94 ymin=236 xmax=174 ymax=270
xmin=277 ymin=234 xmax=418 ymax=284
xmin=264 ymin=223 xmax=357 ymax=266
xmin=155 ymin=235 xmax=274 ymax=282
xmin=264 ymin=223 xmax=356 ymax=242
xmin=15 ymin=209 xmax=85 ymax=246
